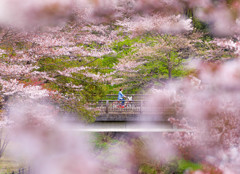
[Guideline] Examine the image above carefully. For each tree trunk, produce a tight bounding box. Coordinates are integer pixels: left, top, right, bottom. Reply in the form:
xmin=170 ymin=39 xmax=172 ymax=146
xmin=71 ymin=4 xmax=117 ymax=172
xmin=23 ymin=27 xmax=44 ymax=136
xmin=168 ymin=67 xmax=172 ymax=80
xmin=167 ymin=54 xmax=172 ymax=80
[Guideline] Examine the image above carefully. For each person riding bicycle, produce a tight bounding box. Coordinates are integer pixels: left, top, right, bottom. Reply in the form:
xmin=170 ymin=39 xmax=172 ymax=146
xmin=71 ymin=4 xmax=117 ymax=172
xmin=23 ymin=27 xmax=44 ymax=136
xmin=118 ymin=88 xmax=126 ymax=108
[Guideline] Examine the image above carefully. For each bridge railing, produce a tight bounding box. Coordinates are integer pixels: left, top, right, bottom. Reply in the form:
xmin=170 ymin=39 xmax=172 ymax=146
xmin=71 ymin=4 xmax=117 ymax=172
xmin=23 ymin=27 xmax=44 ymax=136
xmin=96 ymin=100 xmax=178 ymax=116
xmin=103 ymin=94 xmax=151 ymax=101
xmin=97 ymin=100 xmax=147 ymax=114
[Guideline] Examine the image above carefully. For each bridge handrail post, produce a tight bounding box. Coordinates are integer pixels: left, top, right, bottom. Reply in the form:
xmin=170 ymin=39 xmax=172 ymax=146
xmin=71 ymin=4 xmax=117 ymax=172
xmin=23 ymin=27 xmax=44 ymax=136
xmin=106 ymin=100 xmax=109 ymax=114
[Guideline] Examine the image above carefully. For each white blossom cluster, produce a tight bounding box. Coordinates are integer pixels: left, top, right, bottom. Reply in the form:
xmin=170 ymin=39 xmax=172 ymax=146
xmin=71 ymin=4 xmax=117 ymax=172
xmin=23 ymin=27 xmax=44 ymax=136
xmin=0 ymin=78 xmax=53 ymax=98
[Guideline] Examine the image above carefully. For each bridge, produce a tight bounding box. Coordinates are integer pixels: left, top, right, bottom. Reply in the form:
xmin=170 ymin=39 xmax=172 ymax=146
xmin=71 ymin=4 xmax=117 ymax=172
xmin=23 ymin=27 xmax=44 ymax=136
xmin=94 ymin=94 xmax=176 ymax=121
xmin=82 ymin=94 xmax=181 ymax=132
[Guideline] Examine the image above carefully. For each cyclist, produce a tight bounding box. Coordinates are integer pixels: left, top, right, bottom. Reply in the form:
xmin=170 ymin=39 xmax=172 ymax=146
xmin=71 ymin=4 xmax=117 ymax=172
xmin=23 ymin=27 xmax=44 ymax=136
xmin=118 ymin=88 xmax=126 ymax=108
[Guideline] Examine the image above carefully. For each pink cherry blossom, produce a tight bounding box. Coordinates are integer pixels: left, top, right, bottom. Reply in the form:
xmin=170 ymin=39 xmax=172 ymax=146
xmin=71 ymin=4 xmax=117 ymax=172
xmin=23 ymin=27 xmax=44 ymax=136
xmin=0 ymin=78 xmax=54 ymax=98
xmin=116 ymin=14 xmax=193 ymax=36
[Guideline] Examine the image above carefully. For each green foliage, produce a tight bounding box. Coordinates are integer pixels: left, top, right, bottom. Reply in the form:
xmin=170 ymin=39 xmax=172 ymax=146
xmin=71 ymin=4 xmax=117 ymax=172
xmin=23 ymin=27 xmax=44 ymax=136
xmin=139 ymin=61 xmax=168 ymax=78
xmin=93 ymin=133 xmax=119 ymax=150
xmin=0 ymin=54 xmax=8 ymax=59
xmin=83 ymin=41 xmax=103 ymax=49
xmin=200 ymin=34 xmax=213 ymax=42
xmin=14 ymin=41 xmax=33 ymax=51
xmin=54 ymin=73 xmax=106 ymax=100
xmin=139 ymin=51 xmax=186 ymax=79
xmin=138 ymin=159 xmax=203 ymax=174
xmin=36 ymin=56 xmax=107 ymax=122
xmin=15 ymin=42 xmax=25 ymax=50
xmin=90 ymin=54 xmax=119 ymax=69
xmin=61 ymin=99 xmax=97 ymax=123
xmin=185 ymin=8 xmax=208 ymax=32
xmin=178 ymin=159 xmax=202 ymax=172
xmin=138 ymin=164 xmax=158 ymax=174
xmin=112 ymin=35 xmax=157 ymax=56
xmin=102 ymin=54 xmax=119 ymax=68
xmin=37 ymin=56 xmax=82 ymax=72
xmin=192 ymin=17 xmax=208 ymax=32
xmin=0 ymin=45 xmax=16 ymax=57
xmin=112 ymin=37 xmax=137 ymax=55
xmin=194 ymin=39 xmax=215 ymax=52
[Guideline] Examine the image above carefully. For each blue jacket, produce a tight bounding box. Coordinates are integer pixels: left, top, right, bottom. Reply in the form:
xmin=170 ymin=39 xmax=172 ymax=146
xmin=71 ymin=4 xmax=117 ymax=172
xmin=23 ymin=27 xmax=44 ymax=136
xmin=118 ymin=91 xmax=124 ymax=100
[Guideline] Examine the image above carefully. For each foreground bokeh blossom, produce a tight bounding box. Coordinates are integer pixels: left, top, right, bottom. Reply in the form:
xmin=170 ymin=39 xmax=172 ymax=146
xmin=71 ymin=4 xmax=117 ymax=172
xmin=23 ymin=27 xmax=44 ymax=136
xmin=0 ymin=0 xmax=240 ymax=36
xmin=143 ymin=60 xmax=240 ymax=173
xmin=7 ymin=99 xmax=103 ymax=174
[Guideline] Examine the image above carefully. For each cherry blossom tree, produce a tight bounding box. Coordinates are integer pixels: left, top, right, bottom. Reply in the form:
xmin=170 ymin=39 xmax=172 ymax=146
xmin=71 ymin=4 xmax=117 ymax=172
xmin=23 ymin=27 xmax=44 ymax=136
xmin=0 ymin=118 xmax=11 ymax=158
xmin=135 ymin=34 xmax=192 ymax=79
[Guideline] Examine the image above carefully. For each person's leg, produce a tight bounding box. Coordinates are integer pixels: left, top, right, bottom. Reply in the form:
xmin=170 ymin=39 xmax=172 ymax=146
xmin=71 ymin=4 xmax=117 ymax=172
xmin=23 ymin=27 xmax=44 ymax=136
xmin=122 ymin=98 xmax=125 ymax=106
xmin=117 ymin=100 xmax=121 ymax=107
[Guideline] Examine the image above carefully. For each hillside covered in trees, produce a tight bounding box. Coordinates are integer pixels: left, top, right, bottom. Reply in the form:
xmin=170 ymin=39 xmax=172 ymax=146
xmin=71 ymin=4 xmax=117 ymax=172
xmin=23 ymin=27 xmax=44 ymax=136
xmin=0 ymin=0 xmax=238 ymax=121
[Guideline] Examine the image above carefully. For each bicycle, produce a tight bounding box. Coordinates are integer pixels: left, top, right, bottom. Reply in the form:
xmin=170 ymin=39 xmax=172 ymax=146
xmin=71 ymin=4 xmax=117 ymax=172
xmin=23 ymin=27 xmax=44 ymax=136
xmin=112 ymin=96 xmax=133 ymax=109
xmin=124 ymin=96 xmax=133 ymax=108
